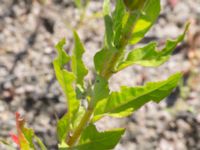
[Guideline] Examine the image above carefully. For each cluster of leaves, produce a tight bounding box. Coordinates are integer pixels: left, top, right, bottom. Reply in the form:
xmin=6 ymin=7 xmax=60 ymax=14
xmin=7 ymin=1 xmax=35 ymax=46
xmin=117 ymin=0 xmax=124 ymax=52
xmin=9 ymin=0 xmax=189 ymax=149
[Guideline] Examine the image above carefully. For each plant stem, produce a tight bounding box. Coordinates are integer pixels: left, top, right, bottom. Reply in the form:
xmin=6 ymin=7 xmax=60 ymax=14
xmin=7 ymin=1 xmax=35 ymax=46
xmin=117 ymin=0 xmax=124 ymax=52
xmin=67 ymin=100 xmax=94 ymax=146
xmin=67 ymin=9 xmax=139 ymax=148
xmin=100 ymin=49 xmax=124 ymax=79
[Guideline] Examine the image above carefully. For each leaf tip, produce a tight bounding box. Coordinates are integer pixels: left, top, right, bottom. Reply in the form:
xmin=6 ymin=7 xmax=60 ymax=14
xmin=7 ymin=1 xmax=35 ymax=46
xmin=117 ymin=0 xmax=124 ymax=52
xmin=55 ymin=38 xmax=66 ymax=51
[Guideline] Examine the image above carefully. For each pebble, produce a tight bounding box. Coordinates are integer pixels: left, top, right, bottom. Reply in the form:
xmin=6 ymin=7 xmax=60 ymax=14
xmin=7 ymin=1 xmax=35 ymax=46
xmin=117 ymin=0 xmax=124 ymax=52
xmin=177 ymin=119 xmax=192 ymax=133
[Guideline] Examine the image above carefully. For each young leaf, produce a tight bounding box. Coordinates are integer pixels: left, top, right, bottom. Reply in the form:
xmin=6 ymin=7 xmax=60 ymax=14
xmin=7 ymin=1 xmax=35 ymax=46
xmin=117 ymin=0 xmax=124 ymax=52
xmin=68 ymin=124 xmax=124 ymax=150
xmin=34 ymin=136 xmax=47 ymax=150
xmin=71 ymin=31 xmax=88 ymax=88
xmin=117 ymin=24 xmax=189 ymax=71
xmin=94 ymin=0 xmax=116 ymax=74
xmin=57 ymin=107 xmax=85 ymax=148
xmin=57 ymin=113 xmax=70 ymax=143
xmin=15 ymin=112 xmax=35 ymax=150
xmin=14 ymin=112 xmax=47 ymax=150
xmin=93 ymin=73 xmax=182 ymax=121
xmin=112 ymin=0 xmax=126 ymax=46
xmin=129 ymin=0 xmax=161 ymax=44
xmin=53 ymin=39 xmax=80 ymax=137
xmin=103 ymin=0 xmax=114 ymax=50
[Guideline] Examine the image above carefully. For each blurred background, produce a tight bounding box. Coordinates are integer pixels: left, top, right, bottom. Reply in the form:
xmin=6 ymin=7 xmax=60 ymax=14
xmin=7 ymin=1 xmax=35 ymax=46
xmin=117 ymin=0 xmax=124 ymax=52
xmin=0 ymin=0 xmax=200 ymax=149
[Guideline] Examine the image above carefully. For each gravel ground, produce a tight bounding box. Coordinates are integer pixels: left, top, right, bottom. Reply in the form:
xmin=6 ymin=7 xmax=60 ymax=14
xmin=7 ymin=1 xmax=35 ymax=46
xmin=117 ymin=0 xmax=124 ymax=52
xmin=0 ymin=0 xmax=200 ymax=150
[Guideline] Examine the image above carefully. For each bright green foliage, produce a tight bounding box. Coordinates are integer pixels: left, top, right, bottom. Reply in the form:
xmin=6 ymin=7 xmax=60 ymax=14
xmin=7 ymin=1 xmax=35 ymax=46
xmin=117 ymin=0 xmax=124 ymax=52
xmin=57 ymin=113 xmax=69 ymax=143
xmin=93 ymin=75 xmax=109 ymax=103
xmin=71 ymin=31 xmax=88 ymax=87
xmin=117 ymin=24 xmax=189 ymax=71
xmin=69 ymin=124 xmax=124 ymax=150
xmin=53 ymin=39 xmax=80 ymax=136
xmin=12 ymin=0 xmax=188 ymax=149
xmin=94 ymin=48 xmax=110 ymax=73
xmin=93 ymin=73 xmax=182 ymax=122
xmin=71 ymin=31 xmax=88 ymax=99
xmin=103 ymin=0 xmax=114 ymax=50
xmin=34 ymin=136 xmax=47 ymax=150
xmin=112 ymin=0 xmax=126 ymax=46
xmin=54 ymin=36 xmax=88 ymax=145
xmin=130 ymin=0 xmax=161 ymax=44
xmin=57 ymin=107 xmax=85 ymax=148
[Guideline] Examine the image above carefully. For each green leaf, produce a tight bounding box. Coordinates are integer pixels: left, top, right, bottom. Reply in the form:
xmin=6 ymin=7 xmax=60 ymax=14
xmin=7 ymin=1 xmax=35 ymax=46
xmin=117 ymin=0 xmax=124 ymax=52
xmin=94 ymin=0 xmax=126 ymax=74
xmin=103 ymin=0 xmax=114 ymax=49
xmin=53 ymin=39 xmax=80 ymax=141
xmin=15 ymin=113 xmax=47 ymax=150
xmin=34 ymin=136 xmax=47 ymax=150
xmin=21 ymin=128 xmax=35 ymax=149
xmin=94 ymin=48 xmax=112 ymax=74
xmin=129 ymin=0 xmax=161 ymax=44
xmin=70 ymin=124 xmax=124 ymax=150
xmin=71 ymin=106 xmax=86 ymax=130
xmin=117 ymin=24 xmax=189 ymax=70
xmin=93 ymin=73 xmax=182 ymax=121
xmin=112 ymin=0 xmax=126 ymax=46
xmin=57 ymin=113 xmax=70 ymax=143
xmin=93 ymin=75 xmax=109 ymax=103
xmin=71 ymin=31 xmax=88 ymax=88
xmin=121 ymin=11 xmax=140 ymax=45
xmin=57 ymin=107 xmax=85 ymax=148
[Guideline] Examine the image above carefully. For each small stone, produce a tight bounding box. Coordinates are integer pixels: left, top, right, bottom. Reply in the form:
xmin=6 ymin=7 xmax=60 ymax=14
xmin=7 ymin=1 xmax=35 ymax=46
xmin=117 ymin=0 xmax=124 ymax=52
xmin=25 ymin=85 xmax=35 ymax=93
xmin=44 ymin=47 xmax=53 ymax=54
xmin=176 ymin=119 xmax=192 ymax=133
xmin=15 ymin=87 xmax=25 ymax=95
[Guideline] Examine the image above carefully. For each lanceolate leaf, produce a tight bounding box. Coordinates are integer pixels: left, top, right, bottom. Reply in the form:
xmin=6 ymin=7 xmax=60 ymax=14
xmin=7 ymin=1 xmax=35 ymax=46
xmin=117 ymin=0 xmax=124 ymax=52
xmin=34 ymin=136 xmax=47 ymax=150
xmin=57 ymin=113 xmax=70 ymax=143
xmin=71 ymin=31 xmax=88 ymax=88
xmin=94 ymin=0 xmax=116 ymax=74
xmin=53 ymin=39 xmax=80 ymax=140
xmin=112 ymin=0 xmax=126 ymax=46
xmin=103 ymin=0 xmax=114 ymax=50
xmin=117 ymin=24 xmax=189 ymax=71
xmin=93 ymin=73 xmax=182 ymax=121
xmin=57 ymin=106 xmax=85 ymax=147
xmin=129 ymin=0 xmax=161 ymax=44
xmin=69 ymin=124 xmax=124 ymax=150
